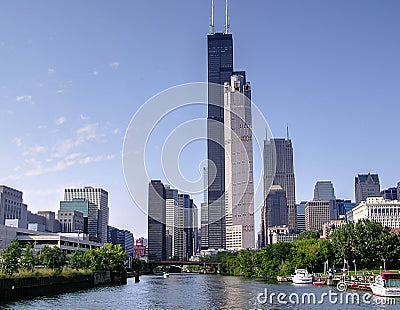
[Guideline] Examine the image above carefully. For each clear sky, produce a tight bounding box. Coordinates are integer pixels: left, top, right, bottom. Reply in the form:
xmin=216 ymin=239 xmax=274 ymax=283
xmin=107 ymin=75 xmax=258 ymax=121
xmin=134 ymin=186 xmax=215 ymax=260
xmin=1 ymin=0 xmax=399 ymax=238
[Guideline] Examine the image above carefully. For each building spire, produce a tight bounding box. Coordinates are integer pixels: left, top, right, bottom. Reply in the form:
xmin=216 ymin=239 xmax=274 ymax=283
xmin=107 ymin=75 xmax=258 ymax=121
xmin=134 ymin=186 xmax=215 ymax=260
xmin=225 ymin=0 xmax=230 ymax=34
xmin=286 ymin=124 xmax=290 ymax=140
xmin=210 ymin=0 xmax=215 ymax=34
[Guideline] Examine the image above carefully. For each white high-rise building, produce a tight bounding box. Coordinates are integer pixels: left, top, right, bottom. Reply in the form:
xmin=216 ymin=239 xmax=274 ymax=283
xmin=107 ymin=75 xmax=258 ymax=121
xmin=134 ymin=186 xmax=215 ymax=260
xmin=165 ymin=186 xmax=178 ymax=259
xmin=64 ymin=186 xmax=109 ymax=243
xmin=224 ymin=74 xmax=255 ymax=250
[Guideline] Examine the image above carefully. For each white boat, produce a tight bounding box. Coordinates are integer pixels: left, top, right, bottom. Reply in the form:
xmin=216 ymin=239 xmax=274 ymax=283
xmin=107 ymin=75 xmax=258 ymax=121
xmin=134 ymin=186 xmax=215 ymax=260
xmin=292 ymin=268 xmax=313 ymax=284
xmin=163 ymin=272 xmax=170 ymax=278
xmin=370 ymin=272 xmax=400 ymax=297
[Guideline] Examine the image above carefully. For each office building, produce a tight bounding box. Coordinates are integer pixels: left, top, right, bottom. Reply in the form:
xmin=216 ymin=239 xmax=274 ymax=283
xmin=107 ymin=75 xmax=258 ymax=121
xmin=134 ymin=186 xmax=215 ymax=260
xmin=224 ymin=74 xmax=255 ymax=250
xmin=355 ymin=173 xmax=380 ymax=205
xmin=0 ymin=185 xmax=27 ymax=228
xmin=335 ymin=199 xmax=356 ymax=216
xmin=27 ymin=211 xmax=47 ymax=232
xmin=261 ymin=185 xmax=288 ymax=246
xmin=148 ymin=180 xmax=166 ymax=261
xmin=27 ymin=211 xmax=60 ymax=232
xmin=193 ymin=202 xmax=199 ymax=254
xmin=64 ymin=187 xmax=108 ymax=243
xmin=313 ymin=181 xmax=336 ymax=201
xmin=60 ymin=198 xmax=101 ymax=240
xmin=263 ymin=138 xmax=296 ymax=231
xmin=346 ymin=197 xmax=400 ymax=228
xmin=296 ymin=201 xmax=307 ymax=232
xmin=108 ymin=226 xmax=134 ymax=257
xmin=264 ymin=185 xmax=288 ymax=228
xmin=37 ymin=211 xmax=59 ymax=232
xmin=200 ymin=202 xmax=209 ymax=250
xmin=266 ymin=226 xmax=298 ymax=244
xmin=207 ymin=0 xmax=237 ymax=250
xmin=58 ymin=210 xmax=84 ymax=233
xmin=165 ymin=186 xmax=178 ymax=259
xmin=381 ymin=187 xmax=398 ymax=201
xmin=305 ymin=200 xmax=338 ymax=233
xmin=398 ymin=182 xmax=400 ymax=203
xmin=133 ymin=238 xmax=146 ymax=259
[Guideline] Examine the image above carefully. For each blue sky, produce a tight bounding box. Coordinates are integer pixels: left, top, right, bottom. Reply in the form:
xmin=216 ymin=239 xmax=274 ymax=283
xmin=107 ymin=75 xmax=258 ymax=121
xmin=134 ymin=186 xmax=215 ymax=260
xmin=1 ymin=0 xmax=399 ymax=238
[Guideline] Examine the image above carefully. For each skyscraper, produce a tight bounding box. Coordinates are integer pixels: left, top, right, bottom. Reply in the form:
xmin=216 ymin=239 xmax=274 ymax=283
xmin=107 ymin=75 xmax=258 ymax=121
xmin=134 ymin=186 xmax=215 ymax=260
xmin=263 ymin=138 xmax=297 ymax=231
xmin=165 ymin=186 xmax=178 ymax=260
xmin=264 ymin=185 xmax=288 ymax=228
xmin=147 ymin=180 xmax=166 ymax=261
xmin=200 ymin=202 xmax=209 ymax=250
xmin=207 ymin=1 xmax=234 ymax=250
xmin=354 ymin=173 xmax=380 ymax=205
xmin=224 ymin=74 xmax=255 ymax=250
xmin=64 ymin=187 xmax=108 ymax=243
xmin=313 ymin=181 xmax=336 ymax=201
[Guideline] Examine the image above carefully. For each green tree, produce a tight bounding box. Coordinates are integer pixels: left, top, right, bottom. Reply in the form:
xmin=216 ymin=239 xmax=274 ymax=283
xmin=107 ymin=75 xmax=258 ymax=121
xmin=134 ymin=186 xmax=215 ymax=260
xmin=296 ymin=230 xmax=320 ymax=241
xmin=85 ymin=243 xmax=126 ymax=272
xmin=39 ymin=246 xmax=67 ymax=269
xmin=329 ymin=221 xmax=356 ymax=266
xmin=20 ymin=243 xmax=36 ymax=271
xmin=0 ymin=239 xmax=22 ymax=275
xmin=69 ymin=250 xmax=88 ymax=270
xmin=291 ymin=238 xmax=332 ymax=273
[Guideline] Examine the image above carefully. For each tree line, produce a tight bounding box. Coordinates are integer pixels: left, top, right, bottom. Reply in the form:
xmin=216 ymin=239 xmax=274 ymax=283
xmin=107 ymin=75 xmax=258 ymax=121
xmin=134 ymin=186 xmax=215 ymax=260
xmin=217 ymin=220 xmax=400 ymax=279
xmin=0 ymin=240 xmax=127 ymax=276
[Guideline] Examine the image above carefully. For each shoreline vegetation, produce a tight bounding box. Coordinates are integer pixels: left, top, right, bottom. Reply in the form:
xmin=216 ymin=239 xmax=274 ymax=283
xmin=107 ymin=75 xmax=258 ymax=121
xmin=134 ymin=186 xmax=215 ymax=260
xmin=0 ymin=268 xmax=92 ymax=279
xmin=0 ymin=240 xmax=127 ymax=278
xmin=0 ymin=240 xmax=129 ymax=302
xmin=211 ymin=220 xmax=400 ymax=280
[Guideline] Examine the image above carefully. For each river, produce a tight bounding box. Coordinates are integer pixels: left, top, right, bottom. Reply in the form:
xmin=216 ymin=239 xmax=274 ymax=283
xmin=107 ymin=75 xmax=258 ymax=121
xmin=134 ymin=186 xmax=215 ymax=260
xmin=2 ymin=274 xmax=399 ymax=309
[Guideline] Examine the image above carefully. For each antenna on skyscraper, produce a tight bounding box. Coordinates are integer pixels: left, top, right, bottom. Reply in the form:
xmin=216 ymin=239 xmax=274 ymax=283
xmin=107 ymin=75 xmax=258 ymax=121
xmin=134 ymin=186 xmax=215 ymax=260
xmin=225 ymin=0 xmax=230 ymax=34
xmin=210 ymin=0 xmax=215 ymax=34
xmin=286 ymin=124 xmax=290 ymax=140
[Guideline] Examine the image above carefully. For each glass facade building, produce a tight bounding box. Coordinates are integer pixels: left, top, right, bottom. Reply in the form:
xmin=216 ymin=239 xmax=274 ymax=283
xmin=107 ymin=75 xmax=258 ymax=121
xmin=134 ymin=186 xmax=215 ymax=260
xmin=207 ymin=32 xmax=233 ymax=250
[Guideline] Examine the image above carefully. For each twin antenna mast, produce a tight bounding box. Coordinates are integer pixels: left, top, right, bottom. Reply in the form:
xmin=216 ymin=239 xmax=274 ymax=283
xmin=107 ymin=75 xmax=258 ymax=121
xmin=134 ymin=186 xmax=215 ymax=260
xmin=210 ymin=0 xmax=230 ymax=35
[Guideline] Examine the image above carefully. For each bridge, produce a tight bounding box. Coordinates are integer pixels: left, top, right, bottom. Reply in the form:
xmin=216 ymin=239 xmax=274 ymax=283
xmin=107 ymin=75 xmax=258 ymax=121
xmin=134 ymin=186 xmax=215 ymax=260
xmin=153 ymin=261 xmax=220 ymax=266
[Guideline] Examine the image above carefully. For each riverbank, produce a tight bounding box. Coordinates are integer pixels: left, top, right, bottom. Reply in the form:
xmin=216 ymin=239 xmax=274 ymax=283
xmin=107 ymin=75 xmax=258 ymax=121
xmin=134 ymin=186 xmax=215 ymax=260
xmin=0 ymin=271 xmax=127 ymax=303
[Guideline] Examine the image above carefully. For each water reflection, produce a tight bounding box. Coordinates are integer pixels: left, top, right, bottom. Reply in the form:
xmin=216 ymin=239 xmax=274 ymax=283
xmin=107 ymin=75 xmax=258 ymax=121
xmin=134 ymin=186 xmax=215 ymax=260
xmin=3 ymin=274 xmax=399 ymax=309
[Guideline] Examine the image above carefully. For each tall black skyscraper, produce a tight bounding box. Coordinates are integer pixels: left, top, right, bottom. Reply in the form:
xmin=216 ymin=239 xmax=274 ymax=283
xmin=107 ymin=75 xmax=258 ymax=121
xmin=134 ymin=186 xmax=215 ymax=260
xmin=148 ymin=180 xmax=166 ymax=261
xmin=207 ymin=0 xmax=233 ymax=250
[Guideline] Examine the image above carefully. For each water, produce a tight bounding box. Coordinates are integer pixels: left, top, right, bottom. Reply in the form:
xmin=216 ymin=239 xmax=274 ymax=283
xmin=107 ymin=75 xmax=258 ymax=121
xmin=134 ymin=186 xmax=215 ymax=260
xmin=2 ymin=274 xmax=399 ymax=309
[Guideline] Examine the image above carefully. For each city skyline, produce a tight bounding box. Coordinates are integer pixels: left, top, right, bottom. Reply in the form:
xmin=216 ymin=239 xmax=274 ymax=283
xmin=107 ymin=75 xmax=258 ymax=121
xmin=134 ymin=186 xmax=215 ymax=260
xmin=1 ymin=1 xmax=399 ymax=238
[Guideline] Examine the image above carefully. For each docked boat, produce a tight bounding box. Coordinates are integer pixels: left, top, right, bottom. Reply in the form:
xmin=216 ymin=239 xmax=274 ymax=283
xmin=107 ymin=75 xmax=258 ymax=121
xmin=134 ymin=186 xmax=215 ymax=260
xmin=292 ymin=268 xmax=313 ymax=284
xmin=370 ymin=272 xmax=400 ymax=297
xmin=313 ymin=281 xmax=325 ymax=286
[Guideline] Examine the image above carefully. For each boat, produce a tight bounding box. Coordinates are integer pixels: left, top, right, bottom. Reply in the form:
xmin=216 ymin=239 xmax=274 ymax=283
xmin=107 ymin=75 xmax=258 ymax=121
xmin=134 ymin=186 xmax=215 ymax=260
xmin=292 ymin=268 xmax=313 ymax=284
xmin=313 ymin=281 xmax=325 ymax=286
xmin=163 ymin=272 xmax=170 ymax=278
xmin=370 ymin=272 xmax=400 ymax=297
